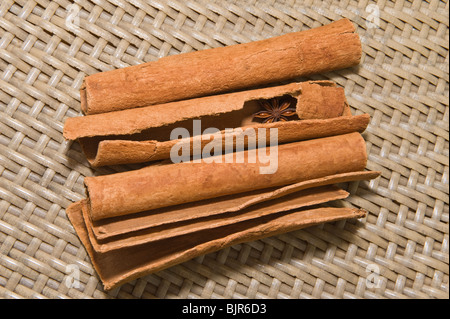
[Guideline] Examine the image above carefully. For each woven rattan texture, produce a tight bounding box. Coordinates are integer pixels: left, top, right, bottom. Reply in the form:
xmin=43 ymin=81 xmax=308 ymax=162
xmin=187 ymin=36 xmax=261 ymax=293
xmin=0 ymin=0 xmax=448 ymax=299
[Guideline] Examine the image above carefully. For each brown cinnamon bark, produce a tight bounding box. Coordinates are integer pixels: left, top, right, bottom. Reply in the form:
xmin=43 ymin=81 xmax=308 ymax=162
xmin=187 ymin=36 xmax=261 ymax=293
xmin=84 ymin=132 xmax=369 ymax=222
xmin=65 ymin=81 xmax=368 ymax=167
xmin=89 ymin=170 xmax=379 ymax=242
xmin=86 ymin=185 xmax=349 ymax=253
xmin=80 ymin=18 xmax=361 ymax=115
xmin=67 ymin=200 xmax=366 ymax=291
xmin=87 ymin=185 xmax=349 ymax=252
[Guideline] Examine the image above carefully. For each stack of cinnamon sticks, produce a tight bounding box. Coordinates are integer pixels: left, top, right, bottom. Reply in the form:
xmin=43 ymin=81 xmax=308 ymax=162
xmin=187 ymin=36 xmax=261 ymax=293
xmin=64 ymin=19 xmax=380 ymax=291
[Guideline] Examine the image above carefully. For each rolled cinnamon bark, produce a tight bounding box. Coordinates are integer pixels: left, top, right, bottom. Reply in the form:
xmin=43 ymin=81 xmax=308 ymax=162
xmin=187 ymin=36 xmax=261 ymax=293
xmin=84 ymin=132 xmax=368 ymax=221
xmin=67 ymin=200 xmax=366 ymax=291
xmin=89 ymin=170 xmax=379 ymax=242
xmin=86 ymin=185 xmax=350 ymax=253
xmin=80 ymin=18 xmax=361 ymax=115
xmin=65 ymin=81 xmax=369 ymax=167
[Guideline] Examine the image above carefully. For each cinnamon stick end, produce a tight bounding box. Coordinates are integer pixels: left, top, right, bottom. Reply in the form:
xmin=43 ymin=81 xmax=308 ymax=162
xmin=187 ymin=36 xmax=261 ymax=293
xmin=357 ymin=113 xmax=371 ymax=132
xmin=62 ymin=117 xmax=78 ymax=140
xmin=80 ymin=81 xmax=88 ymax=115
xmin=336 ymin=18 xmax=361 ymax=62
xmin=352 ymin=209 xmax=367 ymax=219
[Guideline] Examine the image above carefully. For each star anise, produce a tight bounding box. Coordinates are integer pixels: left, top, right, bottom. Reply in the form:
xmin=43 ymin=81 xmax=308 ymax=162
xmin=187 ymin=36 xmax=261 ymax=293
xmin=253 ymin=98 xmax=297 ymax=123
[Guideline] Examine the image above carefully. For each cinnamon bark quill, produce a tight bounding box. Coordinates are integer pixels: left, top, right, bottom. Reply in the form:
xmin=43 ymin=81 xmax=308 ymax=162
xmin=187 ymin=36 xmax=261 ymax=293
xmin=85 ymin=133 xmax=370 ymax=221
xmin=64 ymin=81 xmax=370 ymax=167
xmin=68 ymin=201 xmax=367 ymax=291
xmin=80 ymin=18 xmax=361 ymax=115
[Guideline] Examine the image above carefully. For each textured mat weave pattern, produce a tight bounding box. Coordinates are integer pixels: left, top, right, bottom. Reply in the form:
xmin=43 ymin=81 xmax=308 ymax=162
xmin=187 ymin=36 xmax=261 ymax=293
xmin=0 ymin=0 xmax=448 ymax=299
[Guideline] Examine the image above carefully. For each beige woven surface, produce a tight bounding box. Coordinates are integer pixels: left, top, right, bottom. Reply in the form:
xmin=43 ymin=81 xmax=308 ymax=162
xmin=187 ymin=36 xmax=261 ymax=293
xmin=0 ymin=0 xmax=448 ymax=299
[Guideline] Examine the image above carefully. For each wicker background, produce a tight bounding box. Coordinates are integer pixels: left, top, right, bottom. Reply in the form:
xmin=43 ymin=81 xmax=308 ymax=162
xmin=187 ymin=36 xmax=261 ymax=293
xmin=0 ymin=0 xmax=448 ymax=299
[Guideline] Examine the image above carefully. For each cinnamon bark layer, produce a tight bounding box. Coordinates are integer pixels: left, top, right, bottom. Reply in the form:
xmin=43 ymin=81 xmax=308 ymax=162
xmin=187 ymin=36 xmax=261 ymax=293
xmin=80 ymin=18 xmax=361 ymax=115
xmin=67 ymin=200 xmax=366 ymax=291
xmin=86 ymin=185 xmax=350 ymax=253
xmin=84 ymin=132 xmax=369 ymax=221
xmin=65 ymin=81 xmax=370 ymax=167
xmin=90 ymin=170 xmax=380 ymax=242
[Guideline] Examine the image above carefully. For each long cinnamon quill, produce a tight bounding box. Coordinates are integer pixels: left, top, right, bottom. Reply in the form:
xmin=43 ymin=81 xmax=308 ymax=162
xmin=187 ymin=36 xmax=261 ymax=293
xmin=65 ymin=81 xmax=369 ymax=167
xmin=87 ymin=185 xmax=350 ymax=253
xmin=67 ymin=201 xmax=366 ymax=291
xmin=84 ymin=132 xmax=369 ymax=222
xmin=89 ymin=170 xmax=379 ymax=243
xmin=80 ymin=19 xmax=361 ymax=115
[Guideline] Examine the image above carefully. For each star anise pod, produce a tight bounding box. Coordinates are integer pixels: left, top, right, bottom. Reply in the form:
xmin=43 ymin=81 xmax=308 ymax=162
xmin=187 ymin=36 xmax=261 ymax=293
xmin=253 ymin=98 xmax=297 ymax=123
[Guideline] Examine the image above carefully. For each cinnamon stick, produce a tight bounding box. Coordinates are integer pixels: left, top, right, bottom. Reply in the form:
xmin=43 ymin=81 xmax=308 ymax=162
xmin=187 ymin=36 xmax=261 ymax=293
xmin=67 ymin=200 xmax=366 ymax=291
xmin=89 ymin=170 xmax=379 ymax=242
xmin=86 ymin=185 xmax=350 ymax=253
xmin=65 ymin=81 xmax=368 ymax=167
xmin=80 ymin=19 xmax=361 ymax=115
xmin=84 ymin=132 xmax=369 ymax=222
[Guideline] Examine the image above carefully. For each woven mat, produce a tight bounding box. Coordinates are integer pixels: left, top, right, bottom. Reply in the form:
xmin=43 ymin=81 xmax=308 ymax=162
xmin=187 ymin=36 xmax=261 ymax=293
xmin=0 ymin=0 xmax=448 ymax=299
